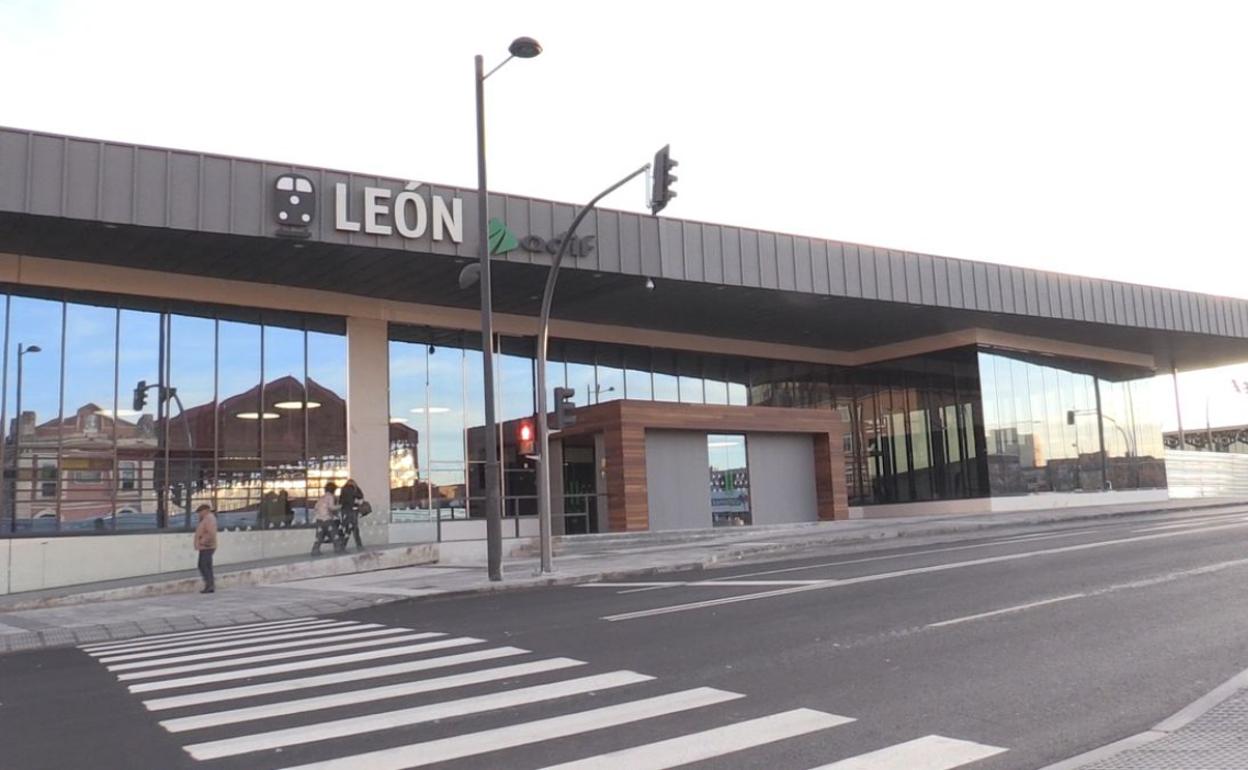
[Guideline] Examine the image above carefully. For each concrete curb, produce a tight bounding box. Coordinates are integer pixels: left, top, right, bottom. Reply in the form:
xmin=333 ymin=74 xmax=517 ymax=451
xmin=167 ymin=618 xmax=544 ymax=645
xmin=1038 ymin=664 xmax=1248 ymax=770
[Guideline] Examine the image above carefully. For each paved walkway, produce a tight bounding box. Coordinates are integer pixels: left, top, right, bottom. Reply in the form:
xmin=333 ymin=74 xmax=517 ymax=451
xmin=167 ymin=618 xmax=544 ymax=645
xmin=0 ymin=497 xmax=1244 ymax=656
xmin=1048 ymin=667 xmax=1248 ymax=769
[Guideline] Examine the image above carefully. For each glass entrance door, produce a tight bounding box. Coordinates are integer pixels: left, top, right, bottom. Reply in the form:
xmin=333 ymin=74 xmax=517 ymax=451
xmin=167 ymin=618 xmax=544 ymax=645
xmin=708 ymin=434 xmax=750 ymax=526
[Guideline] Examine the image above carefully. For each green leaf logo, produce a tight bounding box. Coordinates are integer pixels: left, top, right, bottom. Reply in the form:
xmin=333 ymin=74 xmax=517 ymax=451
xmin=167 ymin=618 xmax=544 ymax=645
xmin=488 ymin=218 xmax=519 ymax=255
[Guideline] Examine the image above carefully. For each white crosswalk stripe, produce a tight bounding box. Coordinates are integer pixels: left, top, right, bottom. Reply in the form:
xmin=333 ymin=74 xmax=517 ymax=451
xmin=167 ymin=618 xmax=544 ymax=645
xmin=94 ymin=620 xmax=366 ymax=661
xmin=79 ymin=617 xmax=1009 ymax=769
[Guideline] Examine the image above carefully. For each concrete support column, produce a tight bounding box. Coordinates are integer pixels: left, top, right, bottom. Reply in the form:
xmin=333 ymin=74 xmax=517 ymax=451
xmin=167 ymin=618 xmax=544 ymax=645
xmin=347 ymin=317 xmax=391 ymax=527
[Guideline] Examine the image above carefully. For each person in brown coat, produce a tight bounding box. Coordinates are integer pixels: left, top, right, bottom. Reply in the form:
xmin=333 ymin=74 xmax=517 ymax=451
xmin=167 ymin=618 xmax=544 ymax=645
xmin=194 ymin=503 xmax=218 ymax=594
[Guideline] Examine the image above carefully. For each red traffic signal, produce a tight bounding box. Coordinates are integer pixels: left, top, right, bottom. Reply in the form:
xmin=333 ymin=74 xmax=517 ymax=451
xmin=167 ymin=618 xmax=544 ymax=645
xmin=517 ymin=419 xmax=535 ymax=456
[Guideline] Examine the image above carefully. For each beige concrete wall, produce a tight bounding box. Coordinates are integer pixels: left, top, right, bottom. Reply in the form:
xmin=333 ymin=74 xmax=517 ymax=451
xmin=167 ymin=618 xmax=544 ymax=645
xmin=346 ymin=317 xmax=392 ymax=526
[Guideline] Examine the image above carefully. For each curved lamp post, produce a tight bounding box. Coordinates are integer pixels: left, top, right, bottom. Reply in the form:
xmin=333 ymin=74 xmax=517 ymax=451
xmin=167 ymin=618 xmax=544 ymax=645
xmin=470 ymin=36 xmax=542 ymax=582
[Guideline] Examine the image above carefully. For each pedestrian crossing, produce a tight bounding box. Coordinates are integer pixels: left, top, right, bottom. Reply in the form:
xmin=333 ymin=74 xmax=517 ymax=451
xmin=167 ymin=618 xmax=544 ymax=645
xmin=79 ymin=616 xmax=1008 ymax=769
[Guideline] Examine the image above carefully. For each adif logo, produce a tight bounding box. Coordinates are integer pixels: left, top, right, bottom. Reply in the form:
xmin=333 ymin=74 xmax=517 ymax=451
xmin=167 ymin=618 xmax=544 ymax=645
xmin=273 ymin=174 xmax=315 ymax=235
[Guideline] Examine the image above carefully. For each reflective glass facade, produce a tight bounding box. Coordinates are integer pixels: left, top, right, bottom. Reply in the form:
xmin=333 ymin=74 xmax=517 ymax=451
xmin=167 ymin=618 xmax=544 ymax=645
xmin=979 ymin=351 xmax=1166 ymax=495
xmin=1 ymin=289 xmax=346 ymax=534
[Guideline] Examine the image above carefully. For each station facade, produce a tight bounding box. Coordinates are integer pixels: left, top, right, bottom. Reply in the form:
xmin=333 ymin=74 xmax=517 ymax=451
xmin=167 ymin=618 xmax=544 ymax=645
xmin=1 ymin=126 xmax=1246 ymax=592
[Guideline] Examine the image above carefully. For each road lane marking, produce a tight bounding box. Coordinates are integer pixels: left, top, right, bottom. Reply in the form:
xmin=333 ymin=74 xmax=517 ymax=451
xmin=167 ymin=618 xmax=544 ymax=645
xmin=804 ymin=734 xmax=1007 ymax=769
xmin=581 ymin=579 xmax=828 ymax=590
xmin=1133 ymin=515 xmax=1248 ymax=533
xmin=128 ymin=636 xmax=486 ymax=693
xmin=538 ymin=708 xmax=854 ymax=769
xmin=94 ymin=621 xmax=366 ymax=661
xmin=141 ymin=646 xmax=527 ymax=709
xmin=604 ymin=519 xmax=1248 ymax=621
xmin=183 ymin=671 xmax=658 ymax=760
xmin=925 ymin=594 xmax=1087 ymax=628
xmin=158 ymin=658 xmax=586 ymax=731
xmin=696 ymin=530 xmax=1092 ymax=581
xmin=105 ymin=626 xmax=410 ymax=670
xmin=269 ymin=687 xmax=744 ymax=770
xmin=80 ymin=617 xmax=329 ymax=652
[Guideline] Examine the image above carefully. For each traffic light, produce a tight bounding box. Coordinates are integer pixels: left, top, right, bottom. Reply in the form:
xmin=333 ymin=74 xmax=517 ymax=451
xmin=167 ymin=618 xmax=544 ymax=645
xmin=133 ymin=380 xmax=148 ymax=412
xmin=1066 ymin=410 xmax=1076 ymax=426
xmin=553 ymin=387 xmax=577 ymax=430
xmin=517 ymin=419 xmax=535 ymax=456
xmin=649 ymin=144 xmax=677 ymax=215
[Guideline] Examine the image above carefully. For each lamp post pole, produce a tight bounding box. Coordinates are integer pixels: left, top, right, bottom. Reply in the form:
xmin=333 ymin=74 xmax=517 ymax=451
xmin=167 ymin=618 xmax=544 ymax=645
xmin=13 ymin=343 xmax=40 ymax=529
xmin=471 ymin=38 xmax=542 ymax=582
xmin=534 ymin=163 xmax=650 ymax=574
xmin=473 ymin=53 xmax=504 ymax=582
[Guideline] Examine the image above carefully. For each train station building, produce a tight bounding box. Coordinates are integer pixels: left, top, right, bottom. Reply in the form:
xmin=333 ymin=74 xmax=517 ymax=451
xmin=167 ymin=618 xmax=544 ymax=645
xmin=2 ymin=126 xmax=1247 ymax=592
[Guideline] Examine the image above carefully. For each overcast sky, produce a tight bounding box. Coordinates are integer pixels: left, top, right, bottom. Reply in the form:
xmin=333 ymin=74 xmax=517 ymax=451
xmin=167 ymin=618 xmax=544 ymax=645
xmin=3 ymin=0 xmax=1248 ymax=428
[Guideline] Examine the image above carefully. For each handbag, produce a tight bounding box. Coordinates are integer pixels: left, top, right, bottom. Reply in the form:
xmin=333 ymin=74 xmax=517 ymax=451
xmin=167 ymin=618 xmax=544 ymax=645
xmin=358 ymin=500 xmax=373 ymax=517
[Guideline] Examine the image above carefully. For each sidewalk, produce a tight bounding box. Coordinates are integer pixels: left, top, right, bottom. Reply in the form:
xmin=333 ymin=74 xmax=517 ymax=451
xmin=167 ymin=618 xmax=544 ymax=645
xmin=0 ymin=496 xmax=1244 ymax=655
xmin=1044 ymin=666 xmax=1248 ymax=770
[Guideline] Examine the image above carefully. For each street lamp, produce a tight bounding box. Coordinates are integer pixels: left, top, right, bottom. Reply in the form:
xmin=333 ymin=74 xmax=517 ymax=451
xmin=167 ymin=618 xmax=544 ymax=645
xmin=12 ymin=343 xmax=41 ymax=528
xmin=467 ymin=37 xmax=542 ymax=583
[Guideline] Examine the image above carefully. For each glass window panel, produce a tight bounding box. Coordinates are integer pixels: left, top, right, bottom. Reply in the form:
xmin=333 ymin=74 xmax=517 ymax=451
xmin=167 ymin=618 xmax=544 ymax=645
xmin=594 ymin=347 xmax=625 ymax=404
xmin=622 ymin=347 xmax=652 ymax=401
xmin=114 ymin=309 xmax=163 ymax=531
xmin=652 ymin=350 xmax=679 ymax=403
xmin=60 ymin=302 xmax=118 ymax=531
xmin=259 ymin=324 xmax=306 ymax=530
xmin=708 ymin=433 xmax=750 ymax=526
xmin=216 ymin=320 xmax=261 ymax=525
xmin=306 ymin=329 xmax=347 ymax=520
xmin=6 ymin=296 xmax=64 ymax=532
xmin=388 ymin=340 xmax=425 ymax=519
xmin=164 ymin=314 xmax=216 ymax=529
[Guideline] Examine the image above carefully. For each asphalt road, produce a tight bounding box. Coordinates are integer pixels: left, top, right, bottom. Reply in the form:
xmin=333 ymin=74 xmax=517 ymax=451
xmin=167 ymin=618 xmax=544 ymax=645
xmin=5 ymin=506 xmax=1248 ymax=770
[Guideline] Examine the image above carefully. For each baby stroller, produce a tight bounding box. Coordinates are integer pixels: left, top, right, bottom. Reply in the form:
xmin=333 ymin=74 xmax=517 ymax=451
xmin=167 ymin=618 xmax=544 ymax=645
xmin=311 ymin=514 xmax=348 ymax=555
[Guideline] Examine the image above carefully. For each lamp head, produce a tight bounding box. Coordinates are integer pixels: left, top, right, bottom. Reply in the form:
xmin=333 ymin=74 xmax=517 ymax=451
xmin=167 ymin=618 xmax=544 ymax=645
xmin=509 ymin=36 xmax=542 ymax=59
xmin=24 ymin=345 xmax=41 ymax=354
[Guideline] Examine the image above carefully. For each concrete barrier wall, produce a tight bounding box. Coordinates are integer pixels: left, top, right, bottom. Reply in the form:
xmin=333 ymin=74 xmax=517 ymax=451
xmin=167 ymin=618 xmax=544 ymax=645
xmin=1 ymin=519 xmax=392 ymax=595
xmin=1166 ymin=450 xmax=1248 ymax=498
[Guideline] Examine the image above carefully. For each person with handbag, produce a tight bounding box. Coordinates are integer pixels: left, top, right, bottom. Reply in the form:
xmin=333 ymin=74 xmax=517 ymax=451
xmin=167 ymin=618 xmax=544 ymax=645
xmin=194 ymin=504 xmax=217 ymax=594
xmin=339 ymin=478 xmax=366 ymax=550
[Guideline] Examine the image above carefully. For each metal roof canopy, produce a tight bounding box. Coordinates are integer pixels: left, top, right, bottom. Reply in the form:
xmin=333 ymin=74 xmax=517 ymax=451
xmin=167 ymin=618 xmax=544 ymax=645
xmin=1 ymin=126 xmax=1246 ymax=373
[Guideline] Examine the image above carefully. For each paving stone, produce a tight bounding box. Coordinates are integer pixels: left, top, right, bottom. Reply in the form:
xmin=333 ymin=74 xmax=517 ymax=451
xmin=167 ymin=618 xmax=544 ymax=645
xmin=72 ymin=626 xmax=111 ymax=644
xmin=1081 ymin=689 xmax=1248 ymax=768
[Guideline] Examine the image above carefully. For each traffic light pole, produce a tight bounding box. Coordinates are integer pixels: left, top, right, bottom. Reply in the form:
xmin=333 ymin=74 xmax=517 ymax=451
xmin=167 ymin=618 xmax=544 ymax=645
xmin=534 ymin=163 xmax=650 ymax=574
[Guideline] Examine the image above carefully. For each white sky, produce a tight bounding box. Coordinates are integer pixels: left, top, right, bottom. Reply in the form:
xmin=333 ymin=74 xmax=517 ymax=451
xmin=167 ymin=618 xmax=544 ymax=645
xmin=2 ymin=0 xmax=1248 ymax=430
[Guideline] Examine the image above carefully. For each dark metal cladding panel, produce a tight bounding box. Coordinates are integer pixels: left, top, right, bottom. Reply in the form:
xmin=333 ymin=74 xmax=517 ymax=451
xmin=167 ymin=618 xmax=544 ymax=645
xmin=227 ymin=159 xmax=264 ymax=237
xmin=1124 ymin=284 xmax=1140 ymax=327
xmin=1013 ymin=268 xmax=1029 ymax=315
xmin=1141 ymin=286 xmax=1157 ymax=327
xmin=905 ymin=252 xmax=924 ymax=304
xmin=1035 ymin=272 xmax=1053 ymax=317
xmin=828 ymin=241 xmax=847 ymax=295
xmin=863 ymin=248 xmax=883 ymax=298
xmin=1083 ymin=279 xmax=1100 ymax=323
xmin=200 ymin=155 xmax=231 ymax=232
xmin=793 ymin=237 xmax=813 ymax=293
xmin=810 ymin=239 xmax=829 ymax=294
xmin=658 ymin=218 xmax=684 ymax=279
xmin=1022 ymin=270 xmax=1038 ymax=315
xmin=1054 ymin=275 xmax=1071 ymax=319
xmin=134 ymin=148 xmax=169 ymax=229
xmin=595 ymin=210 xmax=621 ymax=273
xmin=551 ymin=202 xmax=576 ymax=268
xmin=1232 ymin=299 xmax=1245 ymax=338
xmin=167 ymin=152 xmax=200 ymax=230
xmin=0 ymin=130 xmax=29 ymax=212
xmin=958 ymin=259 xmax=976 ymax=309
xmin=844 ymin=243 xmax=863 ymax=297
xmin=1160 ymin=290 xmax=1175 ymax=330
xmin=776 ymin=233 xmax=796 ymax=291
xmin=740 ymin=228 xmax=761 ymax=287
xmin=1199 ymin=295 xmax=1213 ymax=335
xmin=994 ymin=265 xmax=1013 ymax=313
xmin=758 ymin=231 xmax=779 ymax=289
xmin=619 ymin=211 xmax=642 ymax=275
xmin=64 ymin=139 xmax=100 ymax=221
xmin=933 ymin=256 xmax=951 ymax=306
xmin=684 ymin=221 xmax=704 ymax=282
xmin=888 ymin=251 xmax=907 ymax=303
xmin=527 ymin=199 xmax=554 ymax=265
xmin=702 ymin=223 xmax=723 ymax=284
xmin=1180 ymin=293 xmax=1194 ymax=333
xmin=970 ymin=263 xmax=990 ymax=312
xmin=917 ymin=253 xmax=935 ymax=305
xmin=639 ymin=215 xmax=661 ymax=278
xmin=721 ymin=226 xmax=742 ymax=285
xmin=1099 ymin=282 xmax=1116 ymax=325
xmin=28 ymin=133 xmax=65 ymax=217
xmin=502 ymin=194 xmax=532 ymax=264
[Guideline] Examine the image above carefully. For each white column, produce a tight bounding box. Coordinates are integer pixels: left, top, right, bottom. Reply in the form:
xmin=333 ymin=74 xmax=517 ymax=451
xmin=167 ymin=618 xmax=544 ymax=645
xmin=347 ymin=317 xmax=391 ymax=532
